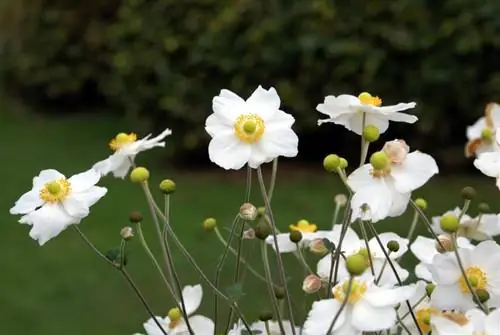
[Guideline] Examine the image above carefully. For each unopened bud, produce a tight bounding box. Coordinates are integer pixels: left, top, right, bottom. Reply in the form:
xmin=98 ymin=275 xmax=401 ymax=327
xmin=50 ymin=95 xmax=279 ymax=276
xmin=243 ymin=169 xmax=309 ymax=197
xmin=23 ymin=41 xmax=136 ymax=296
xmin=334 ymin=194 xmax=348 ymax=207
xmin=387 ymin=240 xmax=400 ymax=252
xmin=362 ymin=125 xmax=380 ymax=143
xmin=257 ymin=206 xmax=266 ymax=217
xmin=203 ymin=217 xmax=217 ymax=232
xmin=274 ymin=286 xmax=285 ymax=300
xmin=258 ymin=310 xmax=273 ymax=322
xmin=239 ymin=203 xmax=257 ymax=221
xmin=440 ymin=214 xmax=460 ymax=233
xmin=130 ymin=167 xmax=150 ymax=183
xmin=382 ymin=139 xmax=409 ymax=164
xmin=309 ymin=238 xmax=328 ymax=255
xmin=461 ymin=186 xmax=476 ymax=200
xmin=168 ymin=308 xmax=181 ymax=322
xmin=478 ymin=202 xmax=490 ymax=213
xmin=415 ymin=198 xmax=427 ymax=211
xmin=159 ymin=179 xmax=176 ymax=194
xmin=302 ymin=275 xmax=322 ymax=294
xmin=120 ymin=226 xmax=134 ymax=240
xmin=425 ymin=283 xmax=435 ymax=297
xmin=346 ymin=254 xmax=368 ymax=276
xmin=129 ymin=211 xmax=143 ymax=223
xmin=289 ymin=230 xmax=303 ymax=243
xmin=481 ymin=128 xmax=493 ymax=142
xmin=255 ymin=221 xmax=271 ymax=240
xmin=339 ymin=157 xmax=348 ymax=169
xmin=435 ymin=235 xmax=455 ymax=253
xmin=323 ymin=154 xmax=341 ymax=172
xmin=242 ymin=228 xmax=255 ymax=240
xmin=474 ymin=289 xmax=490 ymax=303
xmin=370 ymin=151 xmax=390 ymax=170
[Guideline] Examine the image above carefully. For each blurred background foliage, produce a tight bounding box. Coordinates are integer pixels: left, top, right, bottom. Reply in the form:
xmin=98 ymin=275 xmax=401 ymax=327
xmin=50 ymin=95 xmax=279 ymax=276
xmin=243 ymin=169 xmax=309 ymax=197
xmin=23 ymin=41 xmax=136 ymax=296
xmin=2 ymin=0 xmax=500 ymax=170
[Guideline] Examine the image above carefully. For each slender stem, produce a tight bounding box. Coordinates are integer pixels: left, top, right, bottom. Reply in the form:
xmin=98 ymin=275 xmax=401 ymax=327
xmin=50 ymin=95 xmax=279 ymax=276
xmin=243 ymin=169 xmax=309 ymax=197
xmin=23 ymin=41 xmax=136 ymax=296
xmin=120 ymin=268 xmax=168 ymax=335
xmin=396 ymin=315 xmax=412 ymax=335
xmin=268 ymin=158 xmax=278 ymax=202
xmin=261 ymin=241 xmax=287 ymax=334
xmin=163 ymin=194 xmax=178 ymax=295
xmin=265 ymin=321 xmax=272 ymax=335
xmin=359 ymin=221 xmax=375 ymax=276
xmin=366 ymin=221 xmax=423 ymax=335
xmin=257 ymin=167 xmax=297 ymax=335
xmin=331 ymin=202 xmax=341 ymax=229
xmin=213 ymin=215 xmax=240 ymax=333
xmin=296 ymin=247 xmax=314 ymax=274
xmin=359 ymin=113 xmax=369 ymax=166
xmin=458 ymin=200 xmax=471 ymax=221
xmin=375 ymin=258 xmax=388 ymax=285
xmin=329 ymin=202 xmax=353 ymax=294
xmin=72 ymin=226 xmax=114 ymax=266
xmin=406 ymin=209 xmax=419 ymax=242
xmin=141 ymin=183 xmax=194 ymax=334
xmin=327 ymin=277 xmax=353 ymax=334
xmin=410 ymin=200 xmax=446 ymax=251
xmin=213 ymin=227 xmax=269 ymax=283
xmin=143 ymin=188 xmax=254 ymax=332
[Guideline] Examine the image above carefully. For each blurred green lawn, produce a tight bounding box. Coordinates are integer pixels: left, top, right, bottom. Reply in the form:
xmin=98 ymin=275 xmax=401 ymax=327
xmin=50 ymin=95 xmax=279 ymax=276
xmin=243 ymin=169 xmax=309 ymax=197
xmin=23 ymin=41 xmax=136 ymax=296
xmin=1 ymin=96 xmax=499 ymax=334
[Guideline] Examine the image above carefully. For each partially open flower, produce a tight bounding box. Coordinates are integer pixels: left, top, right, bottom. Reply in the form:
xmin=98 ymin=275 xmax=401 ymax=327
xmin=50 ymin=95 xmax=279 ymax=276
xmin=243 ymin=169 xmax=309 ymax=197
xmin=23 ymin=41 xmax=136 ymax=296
xmin=302 ymin=275 xmax=322 ymax=294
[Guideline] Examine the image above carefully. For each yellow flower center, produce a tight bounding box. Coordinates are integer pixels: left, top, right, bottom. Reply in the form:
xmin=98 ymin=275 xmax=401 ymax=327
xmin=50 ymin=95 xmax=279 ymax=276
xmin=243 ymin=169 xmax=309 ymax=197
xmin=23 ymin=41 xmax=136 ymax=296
xmin=39 ymin=179 xmax=71 ymax=203
xmin=358 ymin=92 xmax=382 ymax=107
xmin=333 ymin=279 xmax=367 ymax=304
xmin=167 ymin=307 xmax=182 ymax=329
xmin=233 ymin=114 xmax=265 ymax=143
xmin=109 ymin=132 xmax=137 ymax=151
xmin=459 ymin=266 xmax=487 ymax=294
xmin=289 ymin=220 xmax=317 ymax=233
xmin=415 ymin=308 xmax=437 ymax=334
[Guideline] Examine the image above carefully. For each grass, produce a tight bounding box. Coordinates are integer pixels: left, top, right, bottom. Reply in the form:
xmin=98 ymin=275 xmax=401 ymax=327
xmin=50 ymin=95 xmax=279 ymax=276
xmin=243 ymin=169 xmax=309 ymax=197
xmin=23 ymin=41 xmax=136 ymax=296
xmin=1 ymin=96 xmax=499 ymax=334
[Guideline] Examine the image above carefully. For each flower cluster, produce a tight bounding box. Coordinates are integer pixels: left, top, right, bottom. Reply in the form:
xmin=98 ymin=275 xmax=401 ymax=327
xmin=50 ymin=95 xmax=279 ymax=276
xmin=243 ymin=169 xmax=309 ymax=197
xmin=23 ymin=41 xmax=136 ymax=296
xmin=9 ymin=86 xmax=500 ymax=335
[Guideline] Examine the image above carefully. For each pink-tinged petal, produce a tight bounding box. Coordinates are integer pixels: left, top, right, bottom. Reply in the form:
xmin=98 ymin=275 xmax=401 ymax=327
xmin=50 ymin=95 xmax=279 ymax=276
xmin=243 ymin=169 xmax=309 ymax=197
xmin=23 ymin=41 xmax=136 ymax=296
xmin=391 ymin=151 xmax=439 ymax=193
xmin=10 ymin=190 xmax=43 ymax=215
xmin=246 ymin=86 xmax=280 ymax=121
xmin=212 ymin=89 xmax=245 ymax=125
xmin=208 ymin=134 xmax=250 ymax=170
xmin=352 ymin=300 xmax=396 ymax=331
xmin=260 ymin=127 xmax=298 ymax=161
xmin=181 ymin=285 xmax=203 ymax=316
xmin=474 ymin=151 xmax=500 ymax=177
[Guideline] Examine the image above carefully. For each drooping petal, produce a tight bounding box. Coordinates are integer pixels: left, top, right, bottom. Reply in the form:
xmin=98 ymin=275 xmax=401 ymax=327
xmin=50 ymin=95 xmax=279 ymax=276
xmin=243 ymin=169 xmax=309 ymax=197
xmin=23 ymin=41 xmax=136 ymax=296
xmin=474 ymin=151 xmax=500 ymax=178
xmin=246 ymin=86 xmax=280 ymax=121
xmin=387 ymin=187 xmax=411 ymax=218
xmin=208 ymin=134 xmax=251 ymax=170
xmin=182 ymin=285 xmax=203 ymax=316
xmin=185 ymin=315 xmax=215 ymax=335
xmin=10 ymin=190 xmax=43 ymax=215
xmin=316 ymin=95 xmax=357 ymax=119
xmin=347 ymin=112 xmax=390 ymax=135
xmin=350 ymin=181 xmax=393 ymax=223
xmin=302 ymin=299 xmax=347 ymax=334
xmin=352 ymin=300 xmax=397 ymax=331
xmin=390 ymin=151 xmax=439 ymax=193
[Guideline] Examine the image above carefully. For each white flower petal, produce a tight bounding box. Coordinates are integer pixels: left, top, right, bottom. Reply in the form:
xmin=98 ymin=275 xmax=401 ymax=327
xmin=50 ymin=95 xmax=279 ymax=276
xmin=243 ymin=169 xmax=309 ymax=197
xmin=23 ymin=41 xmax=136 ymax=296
xmin=10 ymin=190 xmax=43 ymax=215
xmin=182 ymin=285 xmax=203 ymax=316
xmin=260 ymin=127 xmax=298 ymax=162
xmin=474 ymin=151 xmax=500 ymax=177
xmin=141 ymin=128 xmax=171 ymax=149
xmin=347 ymin=112 xmax=389 ymax=135
xmin=265 ymin=234 xmax=298 ymax=253
xmin=363 ymin=285 xmax=415 ymax=307
xmin=485 ymin=307 xmax=500 ymax=334
xmin=68 ymin=168 xmax=101 ymax=192
xmin=208 ymin=134 xmax=250 ymax=170
xmin=185 ymin=315 xmax=214 ymax=335
xmin=369 ymin=232 xmax=409 ymax=259
xmin=350 ymin=181 xmax=393 ymax=223
xmin=431 ymin=313 xmax=474 ymax=335
xmin=429 ymin=253 xmax=461 ymax=285
xmin=246 ymin=86 xmax=280 ymax=121
xmin=303 ymin=299 xmax=347 ymax=334
xmin=352 ymin=300 xmax=396 ymax=331
xmin=467 ymin=117 xmax=487 ymax=140
xmin=431 ymin=283 xmax=474 ymax=311
xmin=143 ymin=317 xmax=168 ymax=335
xmin=390 ymin=151 xmax=439 ymax=193
xmin=212 ymin=89 xmax=245 ymax=125
xmin=346 ymin=165 xmax=373 ymax=192
xmin=265 ymin=109 xmax=296 ymax=130
xmin=316 ymin=95 xmax=357 ymax=119
xmin=410 ymin=236 xmax=437 ymax=264
xmin=205 ymin=114 xmax=231 ymax=137
xmin=415 ymin=262 xmax=434 ymax=282
xmin=32 ymin=169 xmax=66 ymax=188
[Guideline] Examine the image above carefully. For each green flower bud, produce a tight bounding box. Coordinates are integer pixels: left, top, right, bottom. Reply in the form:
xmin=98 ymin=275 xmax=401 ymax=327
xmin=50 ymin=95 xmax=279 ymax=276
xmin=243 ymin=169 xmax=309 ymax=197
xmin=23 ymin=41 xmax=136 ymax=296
xmin=167 ymin=308 xmax=181 ymax=322
xmin=130 ymin=167 xmax=150 ymax=183
xmin=289 ymin=230 xmax=303 ymax=243
xmin=440 ymin=214 xmax=460 ymax=233
xmin=370 ymin=151 xmax=389 ymax=170
xmin=425 ymin=283 xmax=435 ymax=297
xmin=346 ymin=254 xmax=368 ymax=276
xmin=415 ymin=198 xmax=427 ymax=211
xmin=323 ymin=154 xmax=341 ymax=172
xmin=478 ymin=202 xmax=490 ymax=213
xmin=255 ymin=221 xmax=271 ymax=240
xmin=159 ymin=179 xmax=176 ymax=194
xmin=481 ymin=128 xmax=494 ymax=142
xmin=362 ymin=125 xmax=380 ymax=143
xmin=339 ymin=157 xmax=348 ymax=169
xmin=258 ymin=310 xmax=273 ymax=322
xmin=203 ymin=217 xmax=217 ymax=232
xmin=129 ymin=211 xmax=143 ymax=223
xmin=387 ymin=240 xmax=400 ymax=253
xmin=257 ymin=206 xmax=266 ymax=217
xmin=274 ymin=286 xmax=285 ymax=300
xmin=474 ymin=289 xmax=490 ymax=303
xmin=461 ymin=186 xmax=476 ymax=200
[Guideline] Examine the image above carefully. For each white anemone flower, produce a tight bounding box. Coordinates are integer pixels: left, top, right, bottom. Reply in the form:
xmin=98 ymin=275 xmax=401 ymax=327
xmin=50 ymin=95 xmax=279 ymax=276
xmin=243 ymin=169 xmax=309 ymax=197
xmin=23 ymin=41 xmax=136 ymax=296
xmin=316 ymin=92 xmax=417 ymax=135
xmin=303 ymin=274 xmax=415 ymax=335
xmin=348 ymin=139 xmax=438 ymax=223
xmin=136 ymin=285 xmax=213 ymax=335
xmin=228 ymin=320 xmax=299 ymax=335
xmin=265 ymin=219 xmax=330 ymax=253
xmin=430 ymin=240 xmax=500 ymax=310
xmin=317 ymin=231 xmax=409 ymax=286
xmin=10 ymin=168 xmax=107 ymax=245
xmin=205 ymin=86 xmax=298 ymax=170
xmin=474 ymin=130 xmax=500 ymax=190
xmin=431 ymin=207 xmax=500 ymax=241
xmin=466 ymin=308 xmax=500 ymax=334
xmin=410 ymin=235 xmax=473 ymax=282
xmin=92 ymin=128 xmax=172 ymax=178
xmin=465 ymin=103 xmax=500 ymax=157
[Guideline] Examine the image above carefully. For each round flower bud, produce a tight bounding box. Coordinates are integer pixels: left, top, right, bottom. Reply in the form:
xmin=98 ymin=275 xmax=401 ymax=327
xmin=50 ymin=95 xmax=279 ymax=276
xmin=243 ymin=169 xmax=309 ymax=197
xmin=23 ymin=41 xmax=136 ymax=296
xmin=302 ymin=275 xmax=322 ymax=294
xmin=440 ymin=214 xmax=460 ymax=233
xmin=130 ymin=167 xmax=150 ymax=183
xmin=339 ymin=157 xmax=348 ymax=169
xmin=168 ymin=307 xmax=182 ymax=322
xmin=289 ymin=230 xmax=303 ymax=243
xmin=387 ymin=240 xmax=400 ymax=253
xmin=255 ymin=221 xmax=271 ymax=240
xmin=435 ymin=235 xmax=455 ymax=253
xmin=425 ymin=283 xmax=435 ymax=297
xmin=242 ymin=228 xmax=256 ymax=240
xmin=258 ymin=310 xmax=273 ymax=322
xmin=159 ymin=179 xmax=176 ymax=194
xmin=257 ymin=206 xmax=266 ymax=218
xmin=129 ymin=211 xmax=143 ymax=223
xmin=474 ymin=289 xmax=490 ymax=303
xmin=478 ymin=202 xmax=490 ymax=213
xmin=309 ymin=239 xmax=328 ymax=256
xmin=323 ymin=154 xmax=341 ymax=172
xmin=274 ymin=286 xmax=285 ymax=300
xmin=346 ymin=254 xmax=368 ymax=276
xmin=461 ymin=186 xmax=476 ymax=200
xmin=481 ymin=128 xmax=494 ymax=142
xmin=414 ymin=198 xmax=427 ymax=211
xmin=370 ymin=151 xmax=389 ymax=170
xmin=120 ymin=226 xmax=134 ymax=241
xmin=334 ymin=194 xmax=348 ymax=207
xmin=239 ymin=203 xmax=257 ymax=221
xmin=203 ymin=217 xmax=217 ymax=232
xmin=105 ymin=247 xmax=127 ymax=267
xmin=382 ymin=139 xmax=409 ymax=164
xmin=362 ymin=125 xmax=380 ymax=143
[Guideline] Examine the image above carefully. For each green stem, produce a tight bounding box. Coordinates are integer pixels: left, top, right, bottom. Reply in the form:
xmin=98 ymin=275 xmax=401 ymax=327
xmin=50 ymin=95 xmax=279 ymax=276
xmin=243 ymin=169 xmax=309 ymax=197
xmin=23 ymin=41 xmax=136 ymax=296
xmin=72 ymin=226 xmax=114 ymax=266
xmin=359 ymin=113 xmax=369 ymax=166
xmin=296 ymin=247 xmax=314 ymax=274
xmin=268 ymin=158 xmax=278 ymax=202
xmin=359 ymin=220 xmax=375 ymax=276
xmin=327 ymin=277 xmax=353 ymax=334
xmin=410 ymin=200 xmax=446 ymax=251
xmin=406 ymin=209 xmax=419 ymax=242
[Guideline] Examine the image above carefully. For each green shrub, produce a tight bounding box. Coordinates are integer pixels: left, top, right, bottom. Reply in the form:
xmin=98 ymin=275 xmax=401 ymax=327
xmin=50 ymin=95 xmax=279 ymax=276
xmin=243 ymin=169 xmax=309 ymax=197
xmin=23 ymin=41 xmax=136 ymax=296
xmin=2 ymin=0 xmax=500 ymax=159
